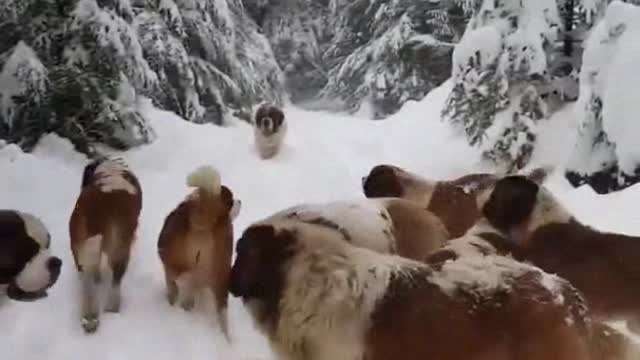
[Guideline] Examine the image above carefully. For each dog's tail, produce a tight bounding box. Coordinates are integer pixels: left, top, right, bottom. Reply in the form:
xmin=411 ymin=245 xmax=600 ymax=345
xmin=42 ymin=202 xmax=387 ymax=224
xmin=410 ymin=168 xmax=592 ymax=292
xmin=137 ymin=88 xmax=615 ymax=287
xmin=77 ymin=234 xmax=103 ymax=273
xmin=187 ymin=165 xmax=222 ymax=196
xmin=588 ymin=321 xmax=640 ymax=360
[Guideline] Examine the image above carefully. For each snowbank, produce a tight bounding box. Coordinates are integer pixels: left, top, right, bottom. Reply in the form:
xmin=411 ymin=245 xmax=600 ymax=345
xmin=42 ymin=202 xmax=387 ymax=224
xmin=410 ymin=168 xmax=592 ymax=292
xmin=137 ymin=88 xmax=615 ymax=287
xmin=1 ymin=79 xmax=639 ymax=358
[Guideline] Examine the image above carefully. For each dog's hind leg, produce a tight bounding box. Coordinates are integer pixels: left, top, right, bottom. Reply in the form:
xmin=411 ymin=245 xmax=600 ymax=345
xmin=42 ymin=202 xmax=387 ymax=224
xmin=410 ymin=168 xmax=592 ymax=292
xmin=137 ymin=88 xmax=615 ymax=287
xmin=105 ymin=235 xmax=132 ymax=314
xmin=78 ymin=235 xmax=103 ymax=334
xmin=80 ymin=269 xmax=100 ymax=333
xmin=176 ymin=273 xmax=196 ymax=311
xmin=164 ymin=269 xmax=178 ymax=306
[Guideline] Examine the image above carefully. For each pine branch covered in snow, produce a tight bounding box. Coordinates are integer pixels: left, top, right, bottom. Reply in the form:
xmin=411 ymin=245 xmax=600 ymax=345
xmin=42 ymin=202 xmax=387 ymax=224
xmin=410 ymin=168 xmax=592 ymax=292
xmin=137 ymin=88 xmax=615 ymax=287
xmin=0 ymin=0 xmax=286 ymax=154
xmin=319 ymin=0 xmax=468 ymax=119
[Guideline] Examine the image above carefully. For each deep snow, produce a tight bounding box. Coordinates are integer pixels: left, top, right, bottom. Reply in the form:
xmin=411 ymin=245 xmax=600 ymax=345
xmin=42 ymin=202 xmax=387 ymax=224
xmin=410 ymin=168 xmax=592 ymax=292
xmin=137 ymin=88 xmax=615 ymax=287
xmin=0 ymin=81 xmax=639 ymax=359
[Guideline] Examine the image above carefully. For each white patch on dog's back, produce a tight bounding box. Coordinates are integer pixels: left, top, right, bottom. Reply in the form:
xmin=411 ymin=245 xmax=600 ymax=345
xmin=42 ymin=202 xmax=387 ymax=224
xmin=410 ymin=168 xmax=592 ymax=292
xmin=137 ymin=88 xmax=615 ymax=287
xmin=18 ymin=211 xmax=50 ymax=248
xmin=269 ymin=199 xmax=395 ymax=255
xmin=428 ymin=253 xmax=566 ymax=306
xmin=94 ymin=161 xmax=137 ymax=195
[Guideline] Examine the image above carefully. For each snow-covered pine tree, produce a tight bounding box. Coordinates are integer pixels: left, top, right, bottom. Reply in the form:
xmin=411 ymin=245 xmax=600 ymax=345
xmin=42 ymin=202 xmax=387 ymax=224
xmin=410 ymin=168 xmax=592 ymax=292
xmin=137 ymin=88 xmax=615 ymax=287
xmin=243 ymin=0 xmax=333 ymax=104
xmin=320 ymin=0 xmax=468 ymax=119
xmin=565 ymin=0 xmax=640 ymax=193
xmin=0 ymin=0 xmax=286 ymax=155
xmin=443 ymin=0 xmax=563 ymax=172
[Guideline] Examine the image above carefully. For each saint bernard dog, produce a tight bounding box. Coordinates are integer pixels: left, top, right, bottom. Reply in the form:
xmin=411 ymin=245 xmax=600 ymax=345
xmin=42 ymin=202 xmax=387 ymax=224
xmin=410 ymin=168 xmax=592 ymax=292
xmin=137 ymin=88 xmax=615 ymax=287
xmin=254 ymin=103 xmax=287 ymax=160
xmin=69 ymin=157 xmax=142 ymax=333
xmin=361 ymin=164 xmax=498 ymax=238
xmin=475 ymin=167 xmax=640 ymax=335
xmin=229 ymin=220 xmax=601 ymax=360
xmin=254 ymin=197 xmax=448 ymax=261
xmin=157 ymin=165 xmax=241 ymax=340
xmin=0 ymin=210 xmax=61 ymax=302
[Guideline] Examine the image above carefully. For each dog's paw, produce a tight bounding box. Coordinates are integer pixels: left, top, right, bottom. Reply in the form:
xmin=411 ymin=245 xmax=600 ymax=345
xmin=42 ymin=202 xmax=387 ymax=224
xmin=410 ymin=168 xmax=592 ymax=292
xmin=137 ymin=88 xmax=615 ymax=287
xmin=81 ymin=316 xmax=100 ymax=334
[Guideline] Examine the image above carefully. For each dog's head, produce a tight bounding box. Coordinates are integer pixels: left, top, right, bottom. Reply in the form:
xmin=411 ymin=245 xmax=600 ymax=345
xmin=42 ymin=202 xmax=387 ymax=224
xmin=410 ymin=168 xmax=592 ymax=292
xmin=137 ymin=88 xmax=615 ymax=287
xmin=230 ymin=224 xmax=296 ymax=301
xmin=477 ymin=167 xmax=572 ymax=244
xmin=0 ymin=210 xmax=62 ymax=302
xmin=255 ymin=104 xmax=285 ymax=136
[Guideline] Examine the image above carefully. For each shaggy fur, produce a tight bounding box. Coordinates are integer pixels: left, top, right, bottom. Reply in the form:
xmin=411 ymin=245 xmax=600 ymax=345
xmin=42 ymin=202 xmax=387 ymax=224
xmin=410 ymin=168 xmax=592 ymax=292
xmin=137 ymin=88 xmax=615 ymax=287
xmin=69 ymin=158 xmax=142 ymax=334
xmin=477 ymin=168 xmax=640 ymax=335
xmin=157 ymin=165 xmax=241 ymax=340
xmin=256 ymin=197 xmax=448 ymax=261
xmin=254 ymin=103 xmax=287 ymax=159
xmin=230 ymin=220 xmax=599 ymax=360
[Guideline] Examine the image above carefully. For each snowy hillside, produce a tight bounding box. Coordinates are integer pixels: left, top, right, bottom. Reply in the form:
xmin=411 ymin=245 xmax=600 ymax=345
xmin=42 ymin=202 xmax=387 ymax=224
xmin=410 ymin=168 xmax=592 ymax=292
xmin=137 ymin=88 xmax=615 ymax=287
xmin=1 ymin=81 xmax=640 ymax=359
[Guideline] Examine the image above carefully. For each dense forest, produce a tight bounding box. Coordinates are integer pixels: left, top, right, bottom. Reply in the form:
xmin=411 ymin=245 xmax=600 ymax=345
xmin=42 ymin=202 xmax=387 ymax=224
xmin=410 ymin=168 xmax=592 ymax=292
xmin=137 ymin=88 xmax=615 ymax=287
xmin=1 ymin=0 xmax=640 ymax=192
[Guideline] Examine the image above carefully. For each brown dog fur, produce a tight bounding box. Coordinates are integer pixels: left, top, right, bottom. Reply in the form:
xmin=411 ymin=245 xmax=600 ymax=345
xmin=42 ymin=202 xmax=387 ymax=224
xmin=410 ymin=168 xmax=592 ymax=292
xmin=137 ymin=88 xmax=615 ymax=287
xmin=157 ymin=165 xmax=240 ymax=340
xmin=361 ymin=164 xmax=498 ymax=238
xmin=258 ymin=197 xmax=448 ymax=261
xmin=478 ymin=169 xmax=640 ymax=335
xmin=69 ymin=158 xmax=142 ymax=334
xmin=230 ymin=221 xmax=598 ymax=360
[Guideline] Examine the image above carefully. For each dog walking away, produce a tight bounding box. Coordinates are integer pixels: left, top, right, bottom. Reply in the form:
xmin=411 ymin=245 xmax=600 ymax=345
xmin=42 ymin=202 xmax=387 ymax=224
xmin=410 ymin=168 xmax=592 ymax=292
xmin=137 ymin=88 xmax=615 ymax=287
xmin=158 ymin=165 xmax=241 ymax=340
xmin=69 ymin=158 xmax=142 ymax=333
xmin=0 ymin=210 xmax=62 ymax=302
xmin=253 ymin=103 xmax=287 ymax=160
xmin=477 ymin=167 xmax=640 ymax=335
xmin=230 ymin=220 xmax=597 ymax=360
xmin=361 ymin=164 xmax=498 ymax=238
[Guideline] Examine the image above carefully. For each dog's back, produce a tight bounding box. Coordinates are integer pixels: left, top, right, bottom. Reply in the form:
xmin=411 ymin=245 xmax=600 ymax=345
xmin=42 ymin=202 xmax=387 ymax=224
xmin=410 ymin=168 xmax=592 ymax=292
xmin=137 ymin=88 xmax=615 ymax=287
xmin=69 ymin=158 xmax=142 ymax=333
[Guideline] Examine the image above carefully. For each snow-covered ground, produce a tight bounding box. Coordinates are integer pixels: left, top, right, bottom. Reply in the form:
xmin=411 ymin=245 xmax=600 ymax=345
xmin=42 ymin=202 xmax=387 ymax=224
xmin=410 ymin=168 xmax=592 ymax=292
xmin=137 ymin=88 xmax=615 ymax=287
xmin=1 ymin=81 xmax=639 ymax=359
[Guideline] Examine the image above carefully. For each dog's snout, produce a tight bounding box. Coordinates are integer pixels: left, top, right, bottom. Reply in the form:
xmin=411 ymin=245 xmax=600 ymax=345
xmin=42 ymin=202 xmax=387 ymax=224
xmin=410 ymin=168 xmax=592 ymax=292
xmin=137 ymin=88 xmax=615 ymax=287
xmin=48 ymin=257 xmax=62 ymax=272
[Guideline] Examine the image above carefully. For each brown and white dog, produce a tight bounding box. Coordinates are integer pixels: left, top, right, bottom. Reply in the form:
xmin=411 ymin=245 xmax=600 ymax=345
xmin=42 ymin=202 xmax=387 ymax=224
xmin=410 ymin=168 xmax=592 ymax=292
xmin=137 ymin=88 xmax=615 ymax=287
xmin=230 ymin=220 xmax=600 ymax=360
xmin=361 ymin=164 xmax=498 ymax=238
xmin=254 ymin=197 xmax=448 ymax=262
xmin=0 ymin=210 xmax=62 ymax=303
xmin=424 ymin=228 xmax=640 ymax=360
xmin=157 ymin=165 xmax=241 ymax=340
xmin=69 ymin=158 xmax=142 ymax=333
xmin=254 ymin=103 xmax=287 ymax=160
xmin=476 ymin=168 xmax=640 ymax=335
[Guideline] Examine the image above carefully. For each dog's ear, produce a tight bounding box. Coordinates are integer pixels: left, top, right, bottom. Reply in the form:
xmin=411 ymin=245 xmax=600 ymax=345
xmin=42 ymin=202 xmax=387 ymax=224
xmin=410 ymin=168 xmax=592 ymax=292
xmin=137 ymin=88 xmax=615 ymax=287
xmin=230 ymin=225 xmax=296 ymax=298
xmin=482 ymin=175 xmax=539 ymax=234
xmin=271 ymin=108 xmax=285 ymax=127
xmin=0 ymin=235 xmax=39 ymax=283
xmin=220 ymin=185 xmax=235 ymax=211
xmin=362 ymin=164 xmax=404 ymax=198
xmin=81 ymin=160 xmax=101 ymax=188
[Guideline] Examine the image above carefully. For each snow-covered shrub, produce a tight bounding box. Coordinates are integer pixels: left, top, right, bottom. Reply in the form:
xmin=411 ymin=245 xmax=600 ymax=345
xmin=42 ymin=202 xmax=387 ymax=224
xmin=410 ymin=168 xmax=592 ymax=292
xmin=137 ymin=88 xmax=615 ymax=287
xmin=443 ymin=0 xmax=562 ymax=171
xmin=565 ymin=0 xmax=640 ymax=194
xmin=320 ymin=0 xmax=467 ymax=118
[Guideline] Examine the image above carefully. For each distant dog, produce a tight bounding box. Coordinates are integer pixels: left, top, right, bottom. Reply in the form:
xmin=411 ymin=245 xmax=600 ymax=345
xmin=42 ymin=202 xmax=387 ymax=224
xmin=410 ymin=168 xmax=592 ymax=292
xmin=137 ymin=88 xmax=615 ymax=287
xmin=476 ymin=167 xmax=640 ymax=335
xmin=69 ymin=158 xmax=142 ymax=333
xmin=253 ymin=103 xmax=287 ymax=159
xmin=158 ymin=165 xmax=241 ymax=340
xmin=256 ymin=197 xmax=448 ymax=261
xmin=230 ymin=220 xmax=598 ymax=360
xmin=0 ymin=210 xmax=61 ymax=302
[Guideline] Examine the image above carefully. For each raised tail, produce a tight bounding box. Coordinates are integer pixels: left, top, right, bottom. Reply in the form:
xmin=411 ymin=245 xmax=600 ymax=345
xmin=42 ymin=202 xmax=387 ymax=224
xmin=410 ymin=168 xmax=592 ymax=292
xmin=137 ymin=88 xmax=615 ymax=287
xmin=187 ymin=165 xmax=222 ymax=196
